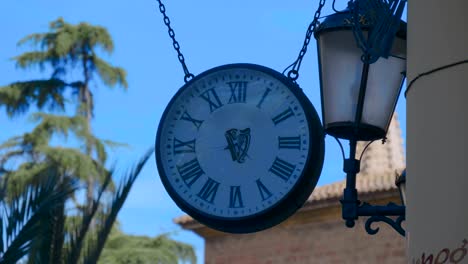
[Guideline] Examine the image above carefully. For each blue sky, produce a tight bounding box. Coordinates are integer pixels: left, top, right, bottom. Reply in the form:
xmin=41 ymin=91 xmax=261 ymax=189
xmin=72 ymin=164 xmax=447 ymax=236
xmin=0 ymin=1 xmax=406 ymax=263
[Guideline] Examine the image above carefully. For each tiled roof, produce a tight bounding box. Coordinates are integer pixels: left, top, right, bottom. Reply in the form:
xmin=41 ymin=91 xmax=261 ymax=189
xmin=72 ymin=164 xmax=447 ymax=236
xmin=309 ymin=172 xmax=399 ymax=202
xmin=174 ymin=214 xmax=195 ymax=225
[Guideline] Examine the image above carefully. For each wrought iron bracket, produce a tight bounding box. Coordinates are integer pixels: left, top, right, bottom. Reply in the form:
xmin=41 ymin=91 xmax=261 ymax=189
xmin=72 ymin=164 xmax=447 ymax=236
xmin=341 ymin=181 xmax=406 ymax=237
xmin=364 ymin=212 xmax=405 ymax=236
xmin=340 ymin=140 xmax=406 ymax=236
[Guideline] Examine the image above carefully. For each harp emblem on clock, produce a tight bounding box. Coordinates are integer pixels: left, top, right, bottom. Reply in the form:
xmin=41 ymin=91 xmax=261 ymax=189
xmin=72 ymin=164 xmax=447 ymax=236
xmin=224 ymin=128 xmax=251 ymax=164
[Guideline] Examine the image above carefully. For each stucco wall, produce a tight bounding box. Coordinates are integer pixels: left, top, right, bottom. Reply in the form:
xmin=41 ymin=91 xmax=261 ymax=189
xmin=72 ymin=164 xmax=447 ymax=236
xmin=407 ymin=0 xmax=468 ymax=262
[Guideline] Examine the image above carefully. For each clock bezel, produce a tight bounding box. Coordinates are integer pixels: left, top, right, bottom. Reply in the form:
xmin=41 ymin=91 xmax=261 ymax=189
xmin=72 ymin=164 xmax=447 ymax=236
xmin=155 ymin=63 xmax=325 ymax=233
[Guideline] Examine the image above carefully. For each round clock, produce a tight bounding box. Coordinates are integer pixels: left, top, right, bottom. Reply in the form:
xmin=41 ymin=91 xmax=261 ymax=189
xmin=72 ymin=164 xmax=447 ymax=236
xmin=156 ymin=63 xmax=324 ymax=233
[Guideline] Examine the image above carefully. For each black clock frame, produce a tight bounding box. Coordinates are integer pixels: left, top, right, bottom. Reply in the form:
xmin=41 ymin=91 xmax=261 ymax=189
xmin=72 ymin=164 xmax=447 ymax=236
xmin=155 ymin=63 xmax=325 ymax=233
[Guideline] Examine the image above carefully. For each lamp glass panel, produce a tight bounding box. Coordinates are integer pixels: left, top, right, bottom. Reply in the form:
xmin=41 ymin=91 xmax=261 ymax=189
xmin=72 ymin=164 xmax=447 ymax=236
xmin=362 ymin=37 xmax=406 ymax=130
xmin=318 ymin=30 xmax=363 ymax=127
xmin=318 ymin=30 xmax=406 ymax=133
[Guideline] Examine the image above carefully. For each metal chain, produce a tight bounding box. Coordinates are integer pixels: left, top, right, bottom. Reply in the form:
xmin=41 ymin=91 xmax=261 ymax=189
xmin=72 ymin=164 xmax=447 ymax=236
xmin=157 ymin=0 xmax=194 ymax=83
xmin=284 ymin=0 xmax=327 ymax=81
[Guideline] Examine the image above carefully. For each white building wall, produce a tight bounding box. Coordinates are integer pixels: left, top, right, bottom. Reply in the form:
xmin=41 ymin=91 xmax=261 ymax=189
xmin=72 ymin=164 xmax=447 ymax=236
xmin=407 ymin=0 xmax=468 ymax=262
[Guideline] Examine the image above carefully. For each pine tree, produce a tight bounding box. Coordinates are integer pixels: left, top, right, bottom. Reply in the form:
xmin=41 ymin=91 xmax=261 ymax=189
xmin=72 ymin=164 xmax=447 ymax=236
xmin=0 ymin=17 xmax=128 ymax=207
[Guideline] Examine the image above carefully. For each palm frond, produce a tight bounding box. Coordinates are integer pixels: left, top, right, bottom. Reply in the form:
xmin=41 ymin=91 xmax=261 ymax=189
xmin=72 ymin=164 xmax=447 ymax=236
xmin=82 ymin=148 xmax=153 ymax=263
xmin=65 ymin=167 xmax=113 ymax=264
xmin=27 ymin=199 xmax=66 ymax=264
xmin=0 ymin=170 xmax=77 ymax=264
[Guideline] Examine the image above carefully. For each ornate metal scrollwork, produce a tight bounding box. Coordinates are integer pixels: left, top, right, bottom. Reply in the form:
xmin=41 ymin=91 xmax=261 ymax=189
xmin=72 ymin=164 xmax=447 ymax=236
xmin=365 ymin=214 xmax=405 ymax=236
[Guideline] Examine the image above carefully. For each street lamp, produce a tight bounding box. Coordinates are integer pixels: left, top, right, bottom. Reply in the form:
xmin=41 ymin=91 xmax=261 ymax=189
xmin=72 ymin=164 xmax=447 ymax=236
xmin=314 ymin=1 xmax=407 ymax=236
xmin=396 ymin=169 xmax=407 ymax=205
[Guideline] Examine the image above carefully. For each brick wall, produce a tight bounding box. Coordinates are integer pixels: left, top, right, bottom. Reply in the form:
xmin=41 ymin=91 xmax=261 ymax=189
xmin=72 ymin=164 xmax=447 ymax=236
xmin=203 ymin=205 xmax=406 ymax=264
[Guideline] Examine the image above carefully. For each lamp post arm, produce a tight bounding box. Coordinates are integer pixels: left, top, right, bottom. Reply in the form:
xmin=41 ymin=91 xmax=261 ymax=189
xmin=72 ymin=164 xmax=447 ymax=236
xmin=341 ymin=139 xmax=361 ymax=228
xmin=358 ymin=202 xmax=405 ymax=216
xmin=358 ymin=202 xmax=406 ymax=236
xmin=340 ymin=138 xmax=406 ymax=236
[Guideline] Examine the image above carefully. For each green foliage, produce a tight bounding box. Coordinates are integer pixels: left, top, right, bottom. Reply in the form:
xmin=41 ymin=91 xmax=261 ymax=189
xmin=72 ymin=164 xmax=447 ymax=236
xmin=0 ymin=17 xmax=197 ymax=264
xmin=64 ymin=169 xmax=114 ymax=264
xmin=93 ymin=56 xmax=128 ymax=88
xmin=8 ymin=149 xmax=153 ymax=264
xmin=28 ymin=113 xmax=86 ymax=139
xmin=0 ymin=113 xmax=108 ymax=197
xmin=1 ymin=17 xmax=127 ymax=119
xmin=81 ymin=149 xmax=156 ymax=264
xmin=0 ymin=79 xmax=67 ymax=117
xmin=16 ymin=17 xmax=114 ymax=69
xmin=0 ymin=172 xmax=77 ymax=264
xmin=99 ymin=233 xmax=197 ymax=264
xmin=0 ymin=16 xmax=128 ymax=172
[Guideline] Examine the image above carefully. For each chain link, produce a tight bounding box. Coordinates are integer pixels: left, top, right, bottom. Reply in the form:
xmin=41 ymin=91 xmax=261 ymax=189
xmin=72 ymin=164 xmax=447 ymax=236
xmin=157 ymin=0 xmax=194 ymax=83
xmin=284 ymin=0 xmax=327 ymax=81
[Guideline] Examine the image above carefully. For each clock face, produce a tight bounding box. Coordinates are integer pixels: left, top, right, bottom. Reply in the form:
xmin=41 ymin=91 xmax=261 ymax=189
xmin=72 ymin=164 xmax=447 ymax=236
xmin=156 ymin=64 xmax=324 ymax=233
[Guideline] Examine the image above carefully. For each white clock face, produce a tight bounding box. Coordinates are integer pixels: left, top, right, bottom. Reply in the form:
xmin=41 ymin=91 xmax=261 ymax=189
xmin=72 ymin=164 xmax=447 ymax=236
xmin=156 ymin=64 xmax=324 ymax=232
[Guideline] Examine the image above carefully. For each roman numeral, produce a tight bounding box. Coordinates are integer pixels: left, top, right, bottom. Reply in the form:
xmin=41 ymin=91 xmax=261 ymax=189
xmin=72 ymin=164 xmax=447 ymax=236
xmin=180 ymin=111 xmax=203 ymax=130
xmin=229 ymin=186 xmax=244 ymax=208
xmin=256 ymin=88 xmax=271 ymax=108
xmin=278 ymin=136 xmax=301 ymax=150
xmin=200 ymin=88 xmax=223 ymax=112
xmin=197 ymin=177 xmax=220 ymax=204
xmin=173 ymin=138 xmax=196 ymax=154
xmin=269 ymin=157 xmax=295 ymax=181
xmin=256 ymin=179 xmax=272 ymax=201
xmin=272 ymin=107 xmax=295 ymax=125
xmin=177 ymin=158 xmax=204 ymax=187
xmin=227 ymin=81 xmax=248 ymax=103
